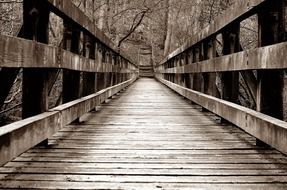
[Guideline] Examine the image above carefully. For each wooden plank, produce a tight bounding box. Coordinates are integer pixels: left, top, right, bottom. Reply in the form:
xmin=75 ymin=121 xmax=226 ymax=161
xmin=0 ymin=77 xmax=137 ymax=166
xmin=1 ymin=167 xmax=287 ymax=176
xmin=62 ymin=22 xmax=81 ymax=105
xmin=256 ymin=0 xmax=285 ymax=120
xmin=1 ymin=174 xmax=287 ymax=183
xmin=0 ymin=111 xmax=60 ymax=166
xmin=1 ymin=78 xmax=287 ymax=189
xmin=156 ymin=41 xmax=287 ymax=74
xmin=6 ymin=161 xmax=285 ymax=169
xmin=221 ymin=23 xmax=240 ymax=103
xmin=0 ymin=181 xmax=286 ymax=190
xmin=0 ymin=34 xmax=136 ymax=73
xmin=156 ymin=77 xmax=287 ymax=154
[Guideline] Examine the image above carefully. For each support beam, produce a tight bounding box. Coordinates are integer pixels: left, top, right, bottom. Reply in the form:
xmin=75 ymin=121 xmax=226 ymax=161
xmin=82 ymin=35 xmax=96 ymax=97
xmin=96 ymin=44 xmax=106 ymax=91
xmin=203 ymin=38 xmax=219 ymax=97
xmin=221 ymin=23 xmax=240 ymax=104
xmin=257 ymin=0 xmax=285 ymax=120
xmin=183 ymin=52 xmax=192 ymax=89
xmin=22 ymin=0 xmax=50 ymax=119
xmin=62 ymin=22 xmax=81 ymax=104
xmin=192 ymin=46 xmax=203 ymax=92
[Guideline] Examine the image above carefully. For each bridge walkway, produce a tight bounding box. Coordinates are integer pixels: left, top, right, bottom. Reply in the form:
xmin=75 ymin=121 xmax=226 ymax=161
xmin=0 ymin=78 xmax=286 ymax=189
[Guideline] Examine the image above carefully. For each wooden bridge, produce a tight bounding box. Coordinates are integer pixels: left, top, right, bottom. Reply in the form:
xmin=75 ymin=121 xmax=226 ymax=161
xmin=0 ymin=0 xmax=287 ymax=189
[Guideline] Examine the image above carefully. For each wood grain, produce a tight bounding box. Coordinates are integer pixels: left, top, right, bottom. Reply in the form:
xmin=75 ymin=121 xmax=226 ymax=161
xmin=0 ymin=35 xmax=138 ymax=73
xmin=157 ymin=41 xmax=287 ymax=74
xmin=0 ymin=78 xmax=286 ymax=189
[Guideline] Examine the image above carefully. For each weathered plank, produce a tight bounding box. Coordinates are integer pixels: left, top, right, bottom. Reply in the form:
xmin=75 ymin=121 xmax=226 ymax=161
xmin=157 ymin=41 xmax=287 ymax=74
xmin=156 ymin=77 xmax=287 ymax=155
xmin=0 ymin=181 xmax=286 ymax=190
xmin=0 ymin=35 xmax=137 ymax=73
xmin=0 ymin=78 xmax=286 ymax=189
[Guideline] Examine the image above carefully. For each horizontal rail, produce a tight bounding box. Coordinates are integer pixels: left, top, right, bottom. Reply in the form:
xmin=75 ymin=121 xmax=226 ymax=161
xmin=45 ymin=0 xmax=136 ymax=67
xmin=157 ymin=77 xmax=287 ymax=155
xmin=0 ymin=35 xmax=137 ymax=73
xmin=0 ymin=76 xmax=137 ymax=166
xmin=156 ymin=41 xmax=287 ymax=73
xmin=159 ymin=0 xmax=266 ymax=65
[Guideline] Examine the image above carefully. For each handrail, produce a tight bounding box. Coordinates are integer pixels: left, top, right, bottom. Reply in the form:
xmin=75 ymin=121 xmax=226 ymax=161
xmin=156 ymin=41 xmax=287 ymax=74
xmin=0 ymin=34 xmax=137 ymax=73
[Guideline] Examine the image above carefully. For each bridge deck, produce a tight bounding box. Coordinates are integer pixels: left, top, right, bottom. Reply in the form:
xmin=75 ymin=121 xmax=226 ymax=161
xmin=0 ymin=78 xmax=287 ymax=189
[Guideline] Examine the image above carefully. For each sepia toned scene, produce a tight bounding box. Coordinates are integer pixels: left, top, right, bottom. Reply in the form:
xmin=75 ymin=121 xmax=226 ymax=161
xmin=0 ymin=0 xmax=287 ymax=189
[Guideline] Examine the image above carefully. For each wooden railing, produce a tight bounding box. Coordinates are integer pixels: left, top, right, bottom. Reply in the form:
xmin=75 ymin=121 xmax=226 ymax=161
xmin=155 ymin=0 xmax=287 ymax=154
xmin=0 ymin=0 xmax=138 ymax=166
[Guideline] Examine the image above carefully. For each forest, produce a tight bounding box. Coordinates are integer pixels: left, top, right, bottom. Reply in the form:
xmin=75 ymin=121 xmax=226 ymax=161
xmin=1 ymin=0 xmax=281 ymax=125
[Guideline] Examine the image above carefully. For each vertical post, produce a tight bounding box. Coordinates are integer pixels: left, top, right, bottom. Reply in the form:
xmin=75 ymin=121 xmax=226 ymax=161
xmin=82 ymin=34 xmax=96 ymax=97
xmin=257 ymin=0 xmax=285 ymax=119
xmin=184 ymin=52 xmax=192 ymax=88
xmin=22 ymin=0 xmax=52 ymax=146
xmin=118 ymin=56 xmax=123 ymax=83
xmin=192 ymin=46 xmax=203 ymax=92
xmin=62 ymin=22 xmax=81 ymax=104
xmin=257 ymin=0 xmax=286 ymax=146
xmin=106 ymin=51 xmax=112 ymax=87
xmin=203 ymin=37 xmax=219 ymax=97
xmin=22 ymin=0 xmax=50 ymax=118
xmin=113 ymin=55 xmax=119 ymax=85
xmin=221 ymin=23 xmax=240 ymax=103
xmin=180 ymin=54 xmax=185 ymax=87
xmin=174 ymin=58 xmax=180 ymax=85
xmin=96 ymin=45 xmax=106 ymax=91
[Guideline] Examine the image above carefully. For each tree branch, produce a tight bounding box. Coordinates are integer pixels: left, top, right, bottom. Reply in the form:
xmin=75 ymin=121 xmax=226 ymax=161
xmin=118 ymin=10 xmax=147 ymax=47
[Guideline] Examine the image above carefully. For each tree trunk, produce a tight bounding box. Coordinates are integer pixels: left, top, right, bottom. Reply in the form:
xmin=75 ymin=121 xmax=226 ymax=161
xmin=163 ymin=0 xmax=174 ymax=56
xmin=98 ymin=1 xmax=108 ymax=30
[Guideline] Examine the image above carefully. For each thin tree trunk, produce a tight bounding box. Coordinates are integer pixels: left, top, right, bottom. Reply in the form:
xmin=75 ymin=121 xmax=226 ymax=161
xmin=163 ymin=0 xmax=172 ymax=56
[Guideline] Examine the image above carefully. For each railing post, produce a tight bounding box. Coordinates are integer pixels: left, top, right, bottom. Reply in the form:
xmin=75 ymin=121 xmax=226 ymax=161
xmin=179 ymin=54 xmax=186 ymax=87
xmin=96 ymin=44 xmax=106 ymax=91
xmin=113 ymin=54 xmax=119 ymax=85
xmin=22 ymin=0 xmax=50 ymax=118
xmin=256 ymin=0 xmax=285 ymax=120
xmin=221 ymin=23 xmax=240 ymax=103
xmin=22 ymin=0 xmax=54 ymax=146
xmin=82 ymin=34 xmax=96 ymax=96
xmin=174 ymin=58 xmax=180 ymax=85
xmin=105 ymin=51 xmax=112 ymax=88
xmin=203 ymin=37 xmax=219 ymax=97
xmin=118 ymin=57 xmax=123 ymax=83
xmin=62 ymin=22 xmax=81 ymax=104
xmin=192 ymin=46 xmax=203 ymax=92
xmin=184 ymin=52 xmax=191 ymax=88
